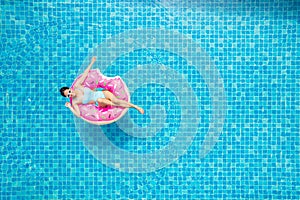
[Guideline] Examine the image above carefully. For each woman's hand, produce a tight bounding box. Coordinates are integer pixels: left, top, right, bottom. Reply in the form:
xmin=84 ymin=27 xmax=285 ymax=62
xmin=65 ymin=102 xmax=81 ymax=117
xmin=65 ymin=102 xmax=72 ymax=108
xmin=75 ymin=56 xmax=97 ymax=87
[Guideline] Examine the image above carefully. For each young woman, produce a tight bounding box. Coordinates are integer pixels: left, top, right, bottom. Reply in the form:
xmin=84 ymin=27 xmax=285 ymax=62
xmin=60 ymin=57 xmax=144 ymax=118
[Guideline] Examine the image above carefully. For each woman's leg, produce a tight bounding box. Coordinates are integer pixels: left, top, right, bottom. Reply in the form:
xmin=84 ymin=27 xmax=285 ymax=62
xmin=97 ymin=98 xmax=117 ymax=107
xmin=102 ymin=90 xmax=144 ymax=114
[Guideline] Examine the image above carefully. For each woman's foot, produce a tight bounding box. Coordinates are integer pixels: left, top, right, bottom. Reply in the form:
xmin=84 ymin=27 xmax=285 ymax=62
xmin=136 ymin=106 xmax=144 ymax=114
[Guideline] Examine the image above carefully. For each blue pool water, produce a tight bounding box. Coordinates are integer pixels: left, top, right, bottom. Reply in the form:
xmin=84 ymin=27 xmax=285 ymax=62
xmin=1 ymin=0 xmax=299 ymax=199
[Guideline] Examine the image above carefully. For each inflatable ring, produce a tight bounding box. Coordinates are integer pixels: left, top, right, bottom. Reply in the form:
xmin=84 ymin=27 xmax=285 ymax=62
xmin=70 ymin=69 xmax=130 ymax=125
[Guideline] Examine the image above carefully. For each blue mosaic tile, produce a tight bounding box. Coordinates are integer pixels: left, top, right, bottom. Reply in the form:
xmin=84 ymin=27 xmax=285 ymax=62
xmin=0 ymin=0 xmax=299 ymax=199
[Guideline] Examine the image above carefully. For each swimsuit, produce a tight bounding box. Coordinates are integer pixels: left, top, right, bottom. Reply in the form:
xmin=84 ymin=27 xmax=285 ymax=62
xmin=81 ymin=87 xmax=105 ymax=104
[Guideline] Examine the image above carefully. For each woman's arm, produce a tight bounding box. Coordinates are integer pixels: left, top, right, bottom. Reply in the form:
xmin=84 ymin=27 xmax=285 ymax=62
xmin=74 ymin=56 xmax=97 ymax=87
xmin=65 ymin=102 xmax=81 ymax=118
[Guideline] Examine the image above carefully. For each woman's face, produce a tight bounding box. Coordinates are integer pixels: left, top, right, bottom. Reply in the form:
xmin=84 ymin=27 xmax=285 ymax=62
xmin=64 ymin=89 xmax=75 ymax=98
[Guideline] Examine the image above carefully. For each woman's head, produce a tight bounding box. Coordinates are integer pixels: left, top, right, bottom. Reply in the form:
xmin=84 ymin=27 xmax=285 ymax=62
xmin=60 ymin=87 xmax=70 ymax=98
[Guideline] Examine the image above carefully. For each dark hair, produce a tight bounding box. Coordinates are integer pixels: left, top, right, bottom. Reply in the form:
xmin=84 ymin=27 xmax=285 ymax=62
xmin=60 ymin=87 xmax=69 ymax=97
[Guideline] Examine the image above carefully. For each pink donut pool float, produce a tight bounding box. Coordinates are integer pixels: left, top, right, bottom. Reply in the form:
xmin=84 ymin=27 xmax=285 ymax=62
xmin=70 ymin=69 xmax=130 ymax=125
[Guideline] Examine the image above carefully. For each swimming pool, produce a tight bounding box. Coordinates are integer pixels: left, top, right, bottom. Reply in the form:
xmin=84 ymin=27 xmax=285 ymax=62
xmin=1 ymin=0 xmax=299 ymax=199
